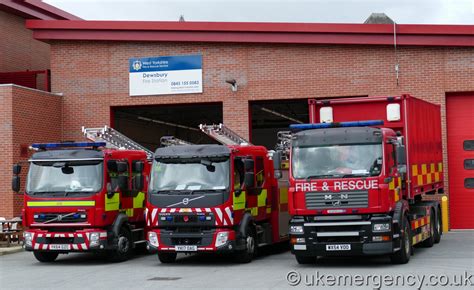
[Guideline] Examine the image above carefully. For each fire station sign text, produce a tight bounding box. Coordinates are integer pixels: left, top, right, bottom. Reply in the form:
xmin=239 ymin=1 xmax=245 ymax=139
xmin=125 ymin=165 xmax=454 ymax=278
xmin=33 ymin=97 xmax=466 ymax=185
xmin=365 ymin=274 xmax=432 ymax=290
xmin=129 ymin=54 xmax=202 ymax=96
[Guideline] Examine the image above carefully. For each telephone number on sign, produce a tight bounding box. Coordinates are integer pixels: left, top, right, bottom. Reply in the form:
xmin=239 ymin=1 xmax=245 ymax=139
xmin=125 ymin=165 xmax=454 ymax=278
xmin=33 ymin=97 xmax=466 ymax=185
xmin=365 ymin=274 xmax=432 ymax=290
xmin=171 ymin=81 xmax=200 ymax=86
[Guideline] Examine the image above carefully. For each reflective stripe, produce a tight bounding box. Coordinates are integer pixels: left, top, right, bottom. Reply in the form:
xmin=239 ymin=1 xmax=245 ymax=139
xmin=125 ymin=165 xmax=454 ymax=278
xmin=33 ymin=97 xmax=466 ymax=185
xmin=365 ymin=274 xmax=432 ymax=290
xmin=257 ymin=189 xmax=267 ymax=208
xmin=233 ymin=190 xmax=246 ymax=211
xmin=133 ymin=191 xmax=145 ymax=209
xmin=27 ymin=201 xmax=95 ymax=207
xmin=105 ymin=192 xmax=120 ymax=211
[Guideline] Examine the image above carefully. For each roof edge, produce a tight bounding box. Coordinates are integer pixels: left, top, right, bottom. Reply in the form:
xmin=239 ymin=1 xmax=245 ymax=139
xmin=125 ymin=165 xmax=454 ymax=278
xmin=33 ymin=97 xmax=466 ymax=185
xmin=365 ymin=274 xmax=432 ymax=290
xmin=25 ymin=20 xmax=474 ymax=47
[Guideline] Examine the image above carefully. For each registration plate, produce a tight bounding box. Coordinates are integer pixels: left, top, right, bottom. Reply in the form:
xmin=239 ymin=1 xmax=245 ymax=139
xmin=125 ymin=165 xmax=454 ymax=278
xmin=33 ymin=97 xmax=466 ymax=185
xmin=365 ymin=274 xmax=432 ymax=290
xmin=50 ymin=244 xmax=71 ymax=250
xmin=326 ymin=244 xmax=351 ymax=251
xmin=175 ymin=245 xmax=197 ymax=252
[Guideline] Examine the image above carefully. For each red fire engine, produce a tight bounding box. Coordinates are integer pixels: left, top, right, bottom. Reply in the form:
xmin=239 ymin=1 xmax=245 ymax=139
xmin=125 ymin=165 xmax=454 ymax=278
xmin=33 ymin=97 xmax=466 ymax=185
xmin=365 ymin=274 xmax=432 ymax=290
xmin=277 ymin=95 xmax=444 ymax=264
xmin=146 ymin=124 xmax=290 ymax=263
xmin=12 ymin=126 xmax=151 ymax=262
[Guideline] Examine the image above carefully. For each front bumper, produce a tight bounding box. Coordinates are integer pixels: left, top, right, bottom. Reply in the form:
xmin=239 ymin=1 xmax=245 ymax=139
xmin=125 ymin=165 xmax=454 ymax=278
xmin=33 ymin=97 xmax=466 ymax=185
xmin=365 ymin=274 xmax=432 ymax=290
xmin=290 ymin=215 xmax=395 ymax=256
xmin=147 ymin=228 xmax=239 ymax=253
xmin=23 ymin=229 xmax=108 ymax=252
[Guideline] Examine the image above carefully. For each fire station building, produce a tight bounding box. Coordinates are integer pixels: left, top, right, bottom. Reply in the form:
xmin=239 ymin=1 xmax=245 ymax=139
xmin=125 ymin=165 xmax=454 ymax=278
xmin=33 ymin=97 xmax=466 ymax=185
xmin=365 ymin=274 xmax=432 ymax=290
xmin=1 ymin=1 xmax=473 ymax=229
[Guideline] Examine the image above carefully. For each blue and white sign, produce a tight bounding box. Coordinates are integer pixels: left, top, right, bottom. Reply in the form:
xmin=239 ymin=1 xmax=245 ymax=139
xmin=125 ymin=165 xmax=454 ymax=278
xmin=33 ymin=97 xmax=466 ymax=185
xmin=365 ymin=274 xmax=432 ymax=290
xmin=129 ymin=54 xmax=202 ymax=96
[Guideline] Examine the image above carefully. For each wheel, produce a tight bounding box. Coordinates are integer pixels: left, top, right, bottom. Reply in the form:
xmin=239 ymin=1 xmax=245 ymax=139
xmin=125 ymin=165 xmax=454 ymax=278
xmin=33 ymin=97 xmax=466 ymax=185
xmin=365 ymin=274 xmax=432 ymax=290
xmin=234 ymin=226 xmax=256 ymax=263
xmin=107 ymin=226 xmax=132 ymax=262
xmin=390 ymin=216 xmax=411 ymax=264
xmin=434 ymin=208 xmax=442 ymax=244
xmin=158 ymin=252 xmax=177 ymax=263
xmin=295 ymin=254 xmax=315 ymax=264
xmin=421 ymin=210 xmax=435 ymax=248
xmin=33 ymin=251 xmax=59 ymax=263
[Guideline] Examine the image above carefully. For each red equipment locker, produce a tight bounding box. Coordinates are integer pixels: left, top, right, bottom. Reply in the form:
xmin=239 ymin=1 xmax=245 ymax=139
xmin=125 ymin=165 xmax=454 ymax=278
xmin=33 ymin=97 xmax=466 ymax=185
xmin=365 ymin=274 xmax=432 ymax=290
xmin=447 ymin=93 xmax=474 ymax=229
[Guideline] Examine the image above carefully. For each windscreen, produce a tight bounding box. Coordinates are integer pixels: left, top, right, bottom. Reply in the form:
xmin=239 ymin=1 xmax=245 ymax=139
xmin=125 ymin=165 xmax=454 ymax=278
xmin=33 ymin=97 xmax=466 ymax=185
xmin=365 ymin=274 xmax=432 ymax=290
xmin=150 ymin=158 xmax=230 ymax=193
xmin=26 ymin=160 xmax=103 ymax=195
xmin=292 ymin=144 xmax=383 ymax=179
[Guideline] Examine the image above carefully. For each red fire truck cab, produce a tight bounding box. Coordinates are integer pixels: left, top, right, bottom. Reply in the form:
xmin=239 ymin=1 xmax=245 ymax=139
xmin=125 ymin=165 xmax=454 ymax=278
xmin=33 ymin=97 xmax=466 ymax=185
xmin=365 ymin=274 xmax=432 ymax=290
xmin=280 ymin=95 xmax=444 ymax=264
xmin=12 ymin=142 xmax=149 ymax=262
xmin=146 ymin=144 xmax=290 ymax=263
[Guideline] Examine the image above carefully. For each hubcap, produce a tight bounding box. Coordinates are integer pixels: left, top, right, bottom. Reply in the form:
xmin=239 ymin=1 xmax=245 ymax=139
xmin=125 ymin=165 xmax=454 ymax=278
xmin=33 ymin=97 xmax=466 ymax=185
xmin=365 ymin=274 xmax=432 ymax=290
xmin=118 ymin=236 xmax=130 ymax=254
xmin=246 ymin=236 xmax=255 ymax=255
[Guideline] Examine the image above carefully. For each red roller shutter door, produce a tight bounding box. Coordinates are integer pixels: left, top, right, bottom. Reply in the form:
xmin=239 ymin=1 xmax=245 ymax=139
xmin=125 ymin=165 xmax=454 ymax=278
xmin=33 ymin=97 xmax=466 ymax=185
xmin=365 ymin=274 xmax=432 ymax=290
xmin=446 ymin=93 xmax=474 ymax=229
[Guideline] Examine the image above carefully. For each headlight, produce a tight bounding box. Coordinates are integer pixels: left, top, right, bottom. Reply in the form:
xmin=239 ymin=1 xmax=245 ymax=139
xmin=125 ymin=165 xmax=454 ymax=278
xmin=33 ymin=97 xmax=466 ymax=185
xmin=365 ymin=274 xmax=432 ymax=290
xmin=290 ymin=225 xmax=304 ymax=234
xmin=373 ymin=223 xmax=391 ymax=232
xmin=89 ymin=232 xmax=101 ymax=247
xmin=215 ymin=231 xmax=229 ymax=247
xmin=23 ymin=232 xmax=33 ymax=247
xmin=148 ymin=231 xmax=159 ymax=247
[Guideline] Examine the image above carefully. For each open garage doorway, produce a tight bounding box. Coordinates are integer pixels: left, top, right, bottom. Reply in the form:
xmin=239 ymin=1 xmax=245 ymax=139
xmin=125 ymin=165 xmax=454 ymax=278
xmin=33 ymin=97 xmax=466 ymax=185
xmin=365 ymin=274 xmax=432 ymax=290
xmin=112 ymin=102 xmax=223 ymax=151
xmin=250 ymin=99 xmax=309 ymax=149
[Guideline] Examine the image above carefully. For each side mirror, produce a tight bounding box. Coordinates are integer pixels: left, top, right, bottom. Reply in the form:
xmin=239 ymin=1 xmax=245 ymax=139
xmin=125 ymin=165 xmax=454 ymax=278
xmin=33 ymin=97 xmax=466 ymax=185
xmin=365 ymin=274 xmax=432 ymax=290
xmin=396 ymin=145 xmax=406 ymax=165
xmin=244 ymin=158 xmax=254 ymax=172
xmin=13 ymin=164 xmax=22 ymax=175
xmin=132 ymin=175 xmax=144 ymax=191
xmin=12 ymin=176 xmax=21 ymax=193
xmin=117 ymin=175 xmax=129 ymax=191
xmin=244 ymin=172 xmax=255 ymax=188
xmin=106 ymin=182 xmax=114 ymax=198
xmin=272 ymin=151 xmax=282 ymax=179
xmin=133 ymin=161 xmax=144 ymax=173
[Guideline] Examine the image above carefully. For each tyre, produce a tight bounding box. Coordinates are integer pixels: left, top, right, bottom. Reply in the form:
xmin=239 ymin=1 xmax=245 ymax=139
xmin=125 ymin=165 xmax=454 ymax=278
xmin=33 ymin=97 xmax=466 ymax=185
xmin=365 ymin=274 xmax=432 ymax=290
xmin=234 ymin=226 xmax=256 ymax=263
xmin=33 ymin=251 xmax=59 ymax=263
xmin=158 ymin=252 xmax=177 ymax=263
xmin=107 ymin=226 xmax=132 ymax=262
xmin=295 ymin=254 xmax=315 ymax=264
xmin=421 ymin=210 xmax=435 ymax=248
xmin=434 ymin=208 xmax=442 ymax=244
xmin=390 ymin=216 xmax=411 ymax=264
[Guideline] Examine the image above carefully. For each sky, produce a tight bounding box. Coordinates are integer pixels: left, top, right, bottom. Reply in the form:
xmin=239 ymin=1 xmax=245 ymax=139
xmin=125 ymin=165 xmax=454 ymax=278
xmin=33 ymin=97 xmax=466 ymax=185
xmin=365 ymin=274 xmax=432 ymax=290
xmin=45 ymin=0 xmax=474 ymax=24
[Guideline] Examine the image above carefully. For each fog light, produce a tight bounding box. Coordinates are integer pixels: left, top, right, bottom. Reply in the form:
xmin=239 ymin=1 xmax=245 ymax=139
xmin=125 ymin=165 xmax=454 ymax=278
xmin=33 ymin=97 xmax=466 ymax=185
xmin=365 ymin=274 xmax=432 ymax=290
xmin=148 ymin=231 xmax=159 ymax=247
xmin=296 ymin=238 xmax=305 ymax=243
xmin=372 ymin=235 xmax=391 ymax=242
xmin=373 ymin=223 xmax=391 ymax=232
xmin=23 ymin=232 xmax=33 ymax=247
xmin=290 ymin=225 xmax=304 ymax=234
xmin=215 ymin=231 xmax=229 ymax=247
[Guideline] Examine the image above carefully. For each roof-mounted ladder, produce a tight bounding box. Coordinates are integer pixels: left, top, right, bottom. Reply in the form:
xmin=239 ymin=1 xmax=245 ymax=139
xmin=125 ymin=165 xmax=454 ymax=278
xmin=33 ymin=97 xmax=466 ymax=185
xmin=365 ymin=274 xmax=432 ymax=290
xmin=275 ymin=131 xmax=292 ymax=160
xmin=160 ymin=136 xmax=194 ymax=146
xmin=199 ymin=123 xmax=251 ymax=146
xmin=82 ymin=126 xmax=154 ymax=159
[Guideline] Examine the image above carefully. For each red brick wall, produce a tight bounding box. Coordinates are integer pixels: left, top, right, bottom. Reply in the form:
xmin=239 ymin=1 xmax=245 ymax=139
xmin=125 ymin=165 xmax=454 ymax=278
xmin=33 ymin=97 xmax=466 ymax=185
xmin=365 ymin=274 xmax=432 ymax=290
xmin=0 ymin=84 xmax=62 ymax=218
xmin=0 ymin=10 xmax=50 ymax=73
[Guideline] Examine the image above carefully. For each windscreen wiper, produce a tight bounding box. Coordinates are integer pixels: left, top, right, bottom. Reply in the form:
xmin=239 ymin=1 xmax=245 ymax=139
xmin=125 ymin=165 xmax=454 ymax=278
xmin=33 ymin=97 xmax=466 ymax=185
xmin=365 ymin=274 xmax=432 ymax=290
xmin=306 ymin=174 xmax=342 ymax=180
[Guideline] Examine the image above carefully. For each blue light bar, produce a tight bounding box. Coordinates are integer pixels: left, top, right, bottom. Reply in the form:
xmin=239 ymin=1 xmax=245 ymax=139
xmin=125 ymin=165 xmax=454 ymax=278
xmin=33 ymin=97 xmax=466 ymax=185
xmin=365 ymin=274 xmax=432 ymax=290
xmin=290 ymin=120 xmax=384 ymax=130
xmin=31 ymin=142 xmax=106 ymax=149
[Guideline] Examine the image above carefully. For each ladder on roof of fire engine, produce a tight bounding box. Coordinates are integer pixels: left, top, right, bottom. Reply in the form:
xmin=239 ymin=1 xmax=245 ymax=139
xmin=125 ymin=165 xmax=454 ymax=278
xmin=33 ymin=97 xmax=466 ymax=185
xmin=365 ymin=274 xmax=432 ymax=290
xmin=199 ymin=123 xmax=252 ymax=146
xmin=82 ymin=126 xmax=154 ymax=159
xmin=275 ymin=131 xmax=292 ymax=160
xmin=160 ymin=136 xmax=194 ymax=146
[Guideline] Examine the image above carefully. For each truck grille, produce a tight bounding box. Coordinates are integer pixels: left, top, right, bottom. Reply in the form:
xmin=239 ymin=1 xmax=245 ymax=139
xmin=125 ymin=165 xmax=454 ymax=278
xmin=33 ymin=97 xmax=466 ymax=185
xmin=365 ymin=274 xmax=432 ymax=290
xmin=305 ymin=191 xmax=368 ymax=209
xmin=34 ymin=212 xmax=87 ymax=223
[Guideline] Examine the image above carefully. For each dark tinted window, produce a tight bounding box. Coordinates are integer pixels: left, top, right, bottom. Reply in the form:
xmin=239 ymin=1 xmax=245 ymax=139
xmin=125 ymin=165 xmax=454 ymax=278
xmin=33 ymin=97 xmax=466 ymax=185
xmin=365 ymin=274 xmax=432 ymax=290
xmin=465 ymin=159 xmax=474 ymax=170
xmin=464 ymin=140 xmax=474 ymax=151
xmin=465 ymin=178 xmax=474 ymax=189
